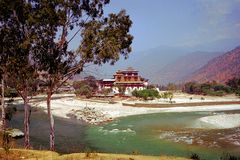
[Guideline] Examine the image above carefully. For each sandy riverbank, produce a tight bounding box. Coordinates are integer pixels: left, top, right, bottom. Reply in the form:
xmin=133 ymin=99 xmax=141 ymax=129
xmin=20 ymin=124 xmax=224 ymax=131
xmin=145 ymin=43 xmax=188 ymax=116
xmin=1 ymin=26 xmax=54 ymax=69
xmin=30 ymin=93 xmax=240 ymax=125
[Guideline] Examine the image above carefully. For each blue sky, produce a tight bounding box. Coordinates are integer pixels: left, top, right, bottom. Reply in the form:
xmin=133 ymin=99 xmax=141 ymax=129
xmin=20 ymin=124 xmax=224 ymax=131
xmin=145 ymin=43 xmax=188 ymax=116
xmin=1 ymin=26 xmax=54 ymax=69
xmin=67 ymin=0 xmax=240 ymax=52
xmin=67 ymin=0 xmax=240 ymax=79
xmin=99 ymin=0 xmax=240 ymax=52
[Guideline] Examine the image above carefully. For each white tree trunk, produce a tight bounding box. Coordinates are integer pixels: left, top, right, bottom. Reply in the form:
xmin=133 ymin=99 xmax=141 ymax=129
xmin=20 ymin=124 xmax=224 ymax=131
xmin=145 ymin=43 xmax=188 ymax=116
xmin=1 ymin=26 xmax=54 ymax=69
xmin=1 ymin=78 xmax=6 ymax=130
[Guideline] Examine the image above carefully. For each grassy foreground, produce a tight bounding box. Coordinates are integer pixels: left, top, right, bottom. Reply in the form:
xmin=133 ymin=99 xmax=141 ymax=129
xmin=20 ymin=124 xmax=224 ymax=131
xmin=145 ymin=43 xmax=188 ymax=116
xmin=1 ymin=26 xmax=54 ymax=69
xmin=0 ymin=148 xmax=190 ymax=160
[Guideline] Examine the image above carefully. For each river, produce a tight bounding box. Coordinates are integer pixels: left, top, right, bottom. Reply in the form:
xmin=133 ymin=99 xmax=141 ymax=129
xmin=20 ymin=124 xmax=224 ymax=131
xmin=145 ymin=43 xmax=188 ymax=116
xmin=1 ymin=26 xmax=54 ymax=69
xmin=8 ymin=106 xmax=240 ymax=160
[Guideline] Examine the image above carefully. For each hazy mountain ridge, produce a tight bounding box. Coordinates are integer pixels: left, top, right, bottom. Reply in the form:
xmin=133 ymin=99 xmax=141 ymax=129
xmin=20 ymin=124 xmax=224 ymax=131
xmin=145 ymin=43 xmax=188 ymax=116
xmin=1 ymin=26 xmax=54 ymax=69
xmin=152 ymin=51 xmax=223 ymax=84
xmin=87 ymin=46 xmax=191 ymax=79
xmin=77 ymin=38 xmax=240 ymax=84
xmin=185 ymin=46 xmax=240 ymax=83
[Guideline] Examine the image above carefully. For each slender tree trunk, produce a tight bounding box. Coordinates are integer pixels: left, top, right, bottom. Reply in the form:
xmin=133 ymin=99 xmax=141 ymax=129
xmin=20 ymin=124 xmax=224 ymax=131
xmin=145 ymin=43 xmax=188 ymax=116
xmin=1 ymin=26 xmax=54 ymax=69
xmin=1 ymin=78 xmax=6 ymax=130
xmin=23 ymin=96 xmax=31 ymax=148
xmin=47 ymin=92 xmax=55 ymax=151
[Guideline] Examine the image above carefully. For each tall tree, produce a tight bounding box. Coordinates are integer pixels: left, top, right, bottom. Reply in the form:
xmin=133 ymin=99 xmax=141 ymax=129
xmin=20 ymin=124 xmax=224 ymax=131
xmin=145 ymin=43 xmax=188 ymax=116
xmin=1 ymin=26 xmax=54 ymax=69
xmin=0 ymin=1 xmax=16 ymax=130
xmin=0 ymin=0 xmax=38 ymax=148
xmin=6 ymin=57 xmax=38 ymax=149
xmin=30 ymin=0 xmax=133 ymax=150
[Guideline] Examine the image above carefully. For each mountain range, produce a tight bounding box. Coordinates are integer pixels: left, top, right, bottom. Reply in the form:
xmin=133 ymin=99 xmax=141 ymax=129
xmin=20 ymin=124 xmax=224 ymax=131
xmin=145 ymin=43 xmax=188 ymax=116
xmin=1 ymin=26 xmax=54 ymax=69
xmin=185 ymin=46 xmax=240 ymax=83
xmin=152 ymin=51 xmax=223 ymax=84
xmin=80 ymin=38 xmax=240 ymax=85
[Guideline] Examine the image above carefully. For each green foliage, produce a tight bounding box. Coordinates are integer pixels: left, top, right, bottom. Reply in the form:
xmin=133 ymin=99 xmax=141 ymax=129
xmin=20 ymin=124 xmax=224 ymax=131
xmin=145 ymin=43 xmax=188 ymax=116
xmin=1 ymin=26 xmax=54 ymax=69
xmin=0 ymin=0 xmax=133 ymax=150
xmin=83 ymin=76 xmax=98 ymax=91
xmin=226 ymin=77 xmax=240 ymax=97
xmin=160 ymin=92 xmax=174 ymax=101
xmin=183 ymin=81 xmax=233 ymax=96
xmin=102 ymin=88 xmax=112 ymax=96
xmin=220 ymin=153 xmax=240 ymax=160
xmin=75 ymin=85 xmax=92 ymax=98
xmin=79 ymin=10 xmax=133 ymax=65
xmin=0 ymin=87 xmax=18 ymax=98
xmin=190 ymin=153 xmax=201 ymax=160
xmin=132 ymin=89 xmax=159 ymax=100
xmin=236 ymin=88 xmax=240 ymax=96
xmin=73 ymin=81 xmax=87 ymax=90
xmin=183 ymin=82 xmax=201 ymax=94
xmin=73 ymin=76 xmax=98 ymax=98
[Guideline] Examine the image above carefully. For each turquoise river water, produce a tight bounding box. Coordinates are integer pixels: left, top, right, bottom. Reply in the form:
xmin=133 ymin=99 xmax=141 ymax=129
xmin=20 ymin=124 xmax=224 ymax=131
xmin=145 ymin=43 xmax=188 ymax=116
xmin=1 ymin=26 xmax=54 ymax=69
xmin=9 ymin=108 xmax=240 ymax=160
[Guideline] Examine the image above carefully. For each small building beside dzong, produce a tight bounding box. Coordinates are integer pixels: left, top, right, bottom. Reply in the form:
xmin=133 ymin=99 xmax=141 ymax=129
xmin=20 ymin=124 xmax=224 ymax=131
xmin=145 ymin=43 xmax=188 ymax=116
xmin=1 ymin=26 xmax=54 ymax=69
xmin=98 ymin=67 xmax=148 ymax=95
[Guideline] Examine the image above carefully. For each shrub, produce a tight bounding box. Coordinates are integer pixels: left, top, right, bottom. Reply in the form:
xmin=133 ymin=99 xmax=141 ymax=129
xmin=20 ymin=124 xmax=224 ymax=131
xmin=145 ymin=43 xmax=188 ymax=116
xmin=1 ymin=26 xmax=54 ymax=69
xmin=203 ymin=90 xmax=225 ymax=96
xmin=73 ymin=76 xmax=98 ymax=97
xmin=236 ymin=88 xmax=240 ymax=97
xmin=183 ymin=81 xmax=233 ymax=96
xmin=190 ymin=153 xmax=201 ymax=160
xmin=73 ymin=81 xmax=88 ymax=90
xmin=102 ymin=88 xmax=112 ymax=96
xmin=226 ymin=77 xmax=240 ymax=96
xmin=132 ymin=89 xmax=159 ymax=100
xmin=183 ymin=82 xmax=201 ymax=94
xmin=160 ymin=92 xmax=173 ymax=101
xmin=0 ymin=88 xmax=18 ymax=98
xmin=75 ymin=85 xmax=92 ymax=98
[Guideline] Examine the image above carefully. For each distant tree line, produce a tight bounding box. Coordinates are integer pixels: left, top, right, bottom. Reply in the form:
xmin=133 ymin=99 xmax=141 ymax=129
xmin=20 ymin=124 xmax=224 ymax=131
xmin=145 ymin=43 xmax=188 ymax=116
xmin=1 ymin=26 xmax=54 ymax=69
xmin=183 ymin=78 xmax=240 ymax=96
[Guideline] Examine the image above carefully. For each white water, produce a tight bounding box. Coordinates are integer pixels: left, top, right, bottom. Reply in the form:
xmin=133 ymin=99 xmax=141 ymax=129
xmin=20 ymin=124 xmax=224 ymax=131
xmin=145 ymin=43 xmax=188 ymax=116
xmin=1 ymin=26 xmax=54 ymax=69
xmin=191 ymin=114 xmax=240 ymax=129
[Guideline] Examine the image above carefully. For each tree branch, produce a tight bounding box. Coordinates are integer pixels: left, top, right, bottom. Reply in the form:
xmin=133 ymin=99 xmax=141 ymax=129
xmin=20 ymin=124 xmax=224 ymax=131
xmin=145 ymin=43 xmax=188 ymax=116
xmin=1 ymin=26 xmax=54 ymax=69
xmin=67 ymin=15 xmax=90 ymax=44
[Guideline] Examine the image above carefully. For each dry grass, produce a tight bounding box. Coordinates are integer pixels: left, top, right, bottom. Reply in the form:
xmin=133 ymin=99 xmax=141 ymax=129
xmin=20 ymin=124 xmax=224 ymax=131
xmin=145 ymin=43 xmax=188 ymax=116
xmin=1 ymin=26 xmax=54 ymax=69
xmin=58 ymin=153 xmax=190 ymax=160
xmin=0 ymin=148 xmax=59 ymax=160
xmin=0 ymin=149 xmax=190 ymax=160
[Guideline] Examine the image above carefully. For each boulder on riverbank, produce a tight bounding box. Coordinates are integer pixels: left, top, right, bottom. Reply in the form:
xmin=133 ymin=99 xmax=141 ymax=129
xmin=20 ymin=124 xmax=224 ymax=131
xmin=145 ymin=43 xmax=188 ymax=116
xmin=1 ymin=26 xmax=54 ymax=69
xmin=67 ymin=107 xmax=113 ymax=125
xmin=6 ymin=128 xmax=24 ymax=138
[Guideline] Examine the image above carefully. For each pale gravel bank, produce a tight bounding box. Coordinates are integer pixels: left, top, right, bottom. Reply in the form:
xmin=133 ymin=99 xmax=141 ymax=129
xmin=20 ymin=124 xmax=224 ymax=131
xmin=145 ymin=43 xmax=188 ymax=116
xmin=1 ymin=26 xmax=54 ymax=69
xmin=32 ymin=94 xmax=240 ymax=125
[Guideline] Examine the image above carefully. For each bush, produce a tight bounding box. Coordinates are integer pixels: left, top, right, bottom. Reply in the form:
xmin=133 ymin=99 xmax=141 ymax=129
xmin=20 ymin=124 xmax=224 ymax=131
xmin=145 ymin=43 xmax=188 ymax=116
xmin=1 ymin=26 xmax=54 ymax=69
xmin=0 ymin=88 xmax=18 ymax=98
xmin=73 ymin=81 xmax=87 ymax=90
xmin=73 ymin=76 xmax=98 ymax=92
xmin=226 ymin=77 xmax=240 ymax=96
xmin=183 ymin=81 xmax=233 ymax=96
xmin=132 ymin=89 xmax=159 ymax=100
xmin=160 ymin=92 xmax=173 ymax=101
xmin=102 ymin=88 xmax=112 ymax=96
xmin=75 ymin=85 xmax=92 ymax=98
xmin=190 ymin=153 xmax=201 ymax=160
xmin=73 ymin=77 xmax=98 ymax=98
xmin=183 ymin=82 xmax=201 ymax=94
xmin=203 ymin=90 xmax=225 ymax=96
xmin=236 ymin=88 xmax=240 ymax=96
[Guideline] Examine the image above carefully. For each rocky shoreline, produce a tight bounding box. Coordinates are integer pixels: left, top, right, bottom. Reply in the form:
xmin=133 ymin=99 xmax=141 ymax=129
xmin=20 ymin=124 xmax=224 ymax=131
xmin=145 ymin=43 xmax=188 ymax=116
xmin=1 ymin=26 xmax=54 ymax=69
xmin=66 ymin=107 xmax=113 ymax=125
